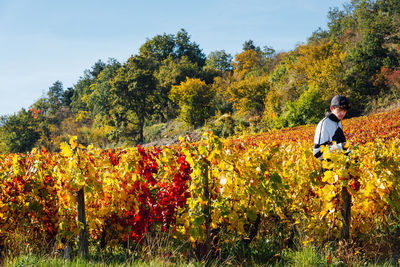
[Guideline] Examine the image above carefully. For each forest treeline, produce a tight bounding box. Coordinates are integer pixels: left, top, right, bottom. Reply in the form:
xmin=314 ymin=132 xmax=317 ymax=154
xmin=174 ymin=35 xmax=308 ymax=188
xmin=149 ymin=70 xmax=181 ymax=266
xmin=1 ymin=0 xmax=400 ymax=153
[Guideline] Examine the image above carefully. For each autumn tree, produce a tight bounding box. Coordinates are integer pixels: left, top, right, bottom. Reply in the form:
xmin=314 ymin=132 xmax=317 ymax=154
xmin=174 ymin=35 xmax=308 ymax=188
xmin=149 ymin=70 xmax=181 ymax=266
xmin=234 ymin=49 xmax=264 ymax=77
xmin=234 ymin=41 xmax=276 ymax=78
xmin=268 ymin=40 xmax=347 ymax=110
xmin=227 ymin=75 xmax=270 ymax=117
xmin=169 ymin=78 xmax=214 ymax=127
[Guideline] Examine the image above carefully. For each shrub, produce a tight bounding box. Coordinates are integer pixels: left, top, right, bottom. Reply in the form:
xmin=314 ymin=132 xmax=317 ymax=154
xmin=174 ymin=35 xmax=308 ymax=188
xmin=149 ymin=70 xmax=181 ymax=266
xmin=205 ymin=113 xmax=236 ymax=138
xmin=277 ymin=86 xmax=327 ymax=128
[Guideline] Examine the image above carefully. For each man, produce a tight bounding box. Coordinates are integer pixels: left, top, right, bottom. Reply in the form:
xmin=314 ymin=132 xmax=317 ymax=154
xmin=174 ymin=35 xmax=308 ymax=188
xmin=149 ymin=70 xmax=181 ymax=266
xmin=313 ymin=95 xmax=350 ymax=160
xmin=313 ymin=95 xmax=352 ymax=240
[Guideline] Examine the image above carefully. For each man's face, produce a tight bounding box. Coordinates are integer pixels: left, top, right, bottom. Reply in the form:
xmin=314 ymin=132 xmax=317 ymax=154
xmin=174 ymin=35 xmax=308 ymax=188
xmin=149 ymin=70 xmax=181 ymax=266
xmin=330 ymin=106 xmax=347 ymax=121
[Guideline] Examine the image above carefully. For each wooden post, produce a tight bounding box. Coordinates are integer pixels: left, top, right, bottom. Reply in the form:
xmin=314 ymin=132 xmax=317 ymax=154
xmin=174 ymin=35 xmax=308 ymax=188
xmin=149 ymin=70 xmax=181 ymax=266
xmin=77 ymin=188 xmax=89 ymax=257
xmin=341 ymin=186 xmax=351 ymax=240
xmin=203 ymin=163 xmax=212 ymax=260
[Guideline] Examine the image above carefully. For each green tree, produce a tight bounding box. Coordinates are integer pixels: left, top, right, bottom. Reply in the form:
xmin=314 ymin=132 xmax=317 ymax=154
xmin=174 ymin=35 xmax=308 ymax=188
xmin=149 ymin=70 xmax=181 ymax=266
xmin=138 ymin=29 xmax=207 ymax=123
xmin=139 ymin=29 xmax=205 ymax=67
xmin=277 ymin=86 xmax=327 ymax=128
xmin=308 ymin=27 xmax=329 ymax=43
xmin=70 ymin=60 xmax=106 ymax=113
xmin=327 ymin=4 xmax=357 ymax=38
xmin=47 ymin=80 xmax=64 ymax=116
xmin=175 ymin=29 xmax=206 ymax=67
xmin=205 ymin=50 xmax=233 ymax=71
xmin=0 ymin=109 xmax=40 ymax=153
xmin=86 ymin=58 xmax=121 ymax=125
xmin=62 ymin=87 xmax=74 ymax=108
xmin=139 ymin=33 xmax=176 ymax=63
xmin=342 ymin=0 xmax=400 ymax=112
xmin=110 ymin=55 xmax=156 ymax=144
xmin=242 ymin=39 xmax=261 ymax=53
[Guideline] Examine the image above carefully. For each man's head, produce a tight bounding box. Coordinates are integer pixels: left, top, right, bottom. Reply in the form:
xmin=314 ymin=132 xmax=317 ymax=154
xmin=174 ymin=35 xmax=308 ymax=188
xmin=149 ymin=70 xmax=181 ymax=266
xmin=330 ymin=95 xmax=350 ymax=121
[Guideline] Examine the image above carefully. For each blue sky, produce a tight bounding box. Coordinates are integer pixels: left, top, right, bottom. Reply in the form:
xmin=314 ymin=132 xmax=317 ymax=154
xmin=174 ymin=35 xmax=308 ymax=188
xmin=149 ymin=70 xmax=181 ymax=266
xmin=0 ymin=0 xmax=349 ymax=117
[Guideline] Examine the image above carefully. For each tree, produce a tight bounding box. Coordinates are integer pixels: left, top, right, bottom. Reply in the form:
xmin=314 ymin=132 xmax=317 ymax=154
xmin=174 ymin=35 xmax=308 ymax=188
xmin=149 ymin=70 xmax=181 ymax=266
xmin=86 ymin=58 xmax=121 ymax=125
xmin=139 ymin=29 xmax=206 ymax=67
xmin=292 ymin=41 xmax=348 ymax=98
xmin=342 ymin=0 xmax=400 ymax=111
xmin=110 ymin=55 xmax=156 ymax=144
xmin=226 ymin=75 xmax=270 ymax=117
xmin=154 ymin=56 xmax=201 ymax=121
xmin=169 ymin=78 xmax=214 ymax=127
xmin=242 ymin=40 xmax=261 ymax=53
xmin=308 ymin=27 xmax=329 ymax=43
xmin=175 ymin=29 xmax=206 ymax=67
xmin=268 ymin=40 xmax=348 ymax=110
xmin=70 ymin=60 xmax=106 ymax=113
xmin=139 ymin=33 xmax=176 ymax=63
xmin=205 ymin=50 xmax=233 ymax=71
xmin=47 ymin=81 xmax=64 ymax=116
xmin=234 ymin=49 xmax=264 ymax=76
xmin=137 ymin=29 xmax=207 ymax=123
xmin=234 ymin=42 xmax=276 ymax=77
xmin=326 ymin=1 xmax=360 ymax=39
xmin=27 ymin=82 xmax=70 ymax=151
xmin=62 ymin=87 xmax=74 ymax=108
xmin=0 ymin=109 xmax=40 ymax=153
xmin=277 ymin=86 xmax=327 ymax=128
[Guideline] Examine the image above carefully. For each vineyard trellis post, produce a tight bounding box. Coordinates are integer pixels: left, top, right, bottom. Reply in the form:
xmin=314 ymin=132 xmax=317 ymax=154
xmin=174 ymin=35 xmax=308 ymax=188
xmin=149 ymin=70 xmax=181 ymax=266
xmin=77 ymin=187 xmax=89 ymax=257
xmin=202 ymin=161 xmax=212 ymax=259
xmin=341 ymin=186 xmax=351 ymax=240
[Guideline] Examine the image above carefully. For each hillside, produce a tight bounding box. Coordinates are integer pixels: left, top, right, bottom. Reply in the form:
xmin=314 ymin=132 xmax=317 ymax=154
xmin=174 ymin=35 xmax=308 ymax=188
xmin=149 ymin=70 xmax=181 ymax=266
xmin=241 ymin=106 xmax=400 ymax=145
xmin=143 ymin=107 xmax=400 ymax=149
xmin=1 ymin=0 xmax=400 ymax=154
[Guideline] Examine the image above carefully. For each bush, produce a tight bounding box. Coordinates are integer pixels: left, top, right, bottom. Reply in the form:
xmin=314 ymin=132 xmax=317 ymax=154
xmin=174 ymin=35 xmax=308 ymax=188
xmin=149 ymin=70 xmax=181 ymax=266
xmin=205 ymin=113 xmax=236 ymax=138
xmin=277 ymin=86 xmax=327 ymax=128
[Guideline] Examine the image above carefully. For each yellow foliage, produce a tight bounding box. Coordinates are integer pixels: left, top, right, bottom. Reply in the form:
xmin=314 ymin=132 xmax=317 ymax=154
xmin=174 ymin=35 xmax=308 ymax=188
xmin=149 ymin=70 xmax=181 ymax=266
xmin=227 ymin=75 xmax=270 ymax=116
xmin=234 ymin=49 xmax=263 ymax=76
xmin=169 ymin=77 xmax=214 ymax=126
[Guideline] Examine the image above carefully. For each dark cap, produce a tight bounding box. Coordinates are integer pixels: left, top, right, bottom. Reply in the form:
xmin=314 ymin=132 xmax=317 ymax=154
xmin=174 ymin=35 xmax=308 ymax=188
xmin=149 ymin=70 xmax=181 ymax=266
xmin=331 ymin=95 xmax=350 ymax=110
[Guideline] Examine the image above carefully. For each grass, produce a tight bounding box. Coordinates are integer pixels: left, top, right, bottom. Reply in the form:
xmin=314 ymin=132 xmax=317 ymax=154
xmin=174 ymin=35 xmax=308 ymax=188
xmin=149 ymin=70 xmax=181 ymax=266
xmin=3 ymin=244 xmax=399 ymax=267
xmin=2 ymin=229 xmax=399 ymax=266
xmin=3 ymin=254 xmax=202 ymax=267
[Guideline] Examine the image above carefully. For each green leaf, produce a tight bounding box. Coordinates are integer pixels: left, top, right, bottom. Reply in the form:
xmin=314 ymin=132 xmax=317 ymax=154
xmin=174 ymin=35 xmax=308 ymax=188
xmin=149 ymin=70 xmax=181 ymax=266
xmin=271 ymin=173 xmax=282 ymax=184
xmin=193 ymin=216 xmax=205 ymax=227
xmin=247 ymin=208 xmax=258 ymax=221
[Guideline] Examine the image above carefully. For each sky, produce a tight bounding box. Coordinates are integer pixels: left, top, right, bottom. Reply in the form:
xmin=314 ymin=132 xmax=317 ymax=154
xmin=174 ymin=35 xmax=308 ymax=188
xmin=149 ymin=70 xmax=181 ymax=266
xmin=0 ymin=0 xmax=349 ymax=117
